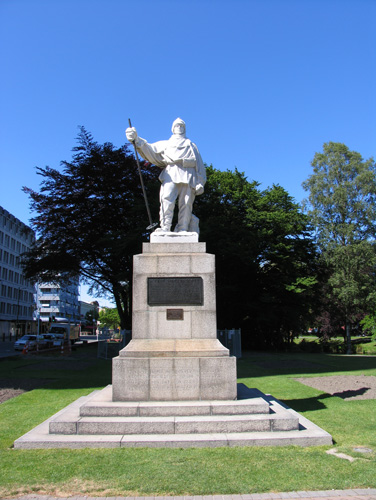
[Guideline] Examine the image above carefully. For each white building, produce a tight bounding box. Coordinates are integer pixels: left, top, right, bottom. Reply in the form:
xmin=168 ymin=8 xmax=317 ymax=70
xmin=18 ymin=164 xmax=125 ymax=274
xmin=0 ymin=206 xmax=36 ymax=337
xmin=38 ymin=280 xmax=80 ymax=326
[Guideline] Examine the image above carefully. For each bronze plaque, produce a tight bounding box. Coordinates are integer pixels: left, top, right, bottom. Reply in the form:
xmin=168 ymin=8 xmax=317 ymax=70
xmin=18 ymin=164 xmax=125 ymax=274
xmin=147 ymin=277 xmax=203 ymax=306
xmin=167 ymin=309 xmax=184 ymax=320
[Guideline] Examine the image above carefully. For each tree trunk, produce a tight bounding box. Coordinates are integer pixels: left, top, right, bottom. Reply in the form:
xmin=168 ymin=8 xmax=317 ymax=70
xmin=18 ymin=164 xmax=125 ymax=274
xmin=345 ymin=321 xmax=352 ymax=354
xmin=113 ymin=290 xmax=130 ymax=330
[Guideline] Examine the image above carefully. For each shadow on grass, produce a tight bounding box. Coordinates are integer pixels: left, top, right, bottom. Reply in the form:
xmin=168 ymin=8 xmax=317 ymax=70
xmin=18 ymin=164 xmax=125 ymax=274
xmin=237 ymin=351 xmax=376 ymax=379
xmin=1 ymin=347 xmax=376 ymax=394
xmin=283 ymin=393 xmax=333 ymax=412
xmin=0 ymin=343 xmax=112 ymax=393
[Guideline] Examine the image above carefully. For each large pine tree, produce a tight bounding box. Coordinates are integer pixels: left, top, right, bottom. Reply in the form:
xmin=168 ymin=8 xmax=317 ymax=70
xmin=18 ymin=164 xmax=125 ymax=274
xmin=23 ymin=127 xmax=160 ymax=329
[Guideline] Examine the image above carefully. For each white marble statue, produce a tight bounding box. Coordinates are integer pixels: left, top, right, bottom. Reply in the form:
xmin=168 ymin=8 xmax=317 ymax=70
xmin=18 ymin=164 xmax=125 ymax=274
xmin=126 ymin=118 xmax=206 ymax=233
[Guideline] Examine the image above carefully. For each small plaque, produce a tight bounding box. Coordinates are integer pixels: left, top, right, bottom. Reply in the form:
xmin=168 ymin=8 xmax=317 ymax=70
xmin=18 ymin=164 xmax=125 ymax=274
xmin=148 ymin=277 xmax=203 ymax=306
xmin=167 ymin=309 xmax=184 ymax=320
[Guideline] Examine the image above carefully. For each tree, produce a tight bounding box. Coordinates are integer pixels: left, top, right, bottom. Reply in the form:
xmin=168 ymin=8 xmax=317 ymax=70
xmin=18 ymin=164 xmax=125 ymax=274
xmin=247 ymin=184 xmax=319 ymax=349
xmin=302 ymin=142 xmax=376 ymax=352
xmin=23 ymin=129 xmax=318 ymax=347
xmin=85 ymin=307 xmax=99 ymax=324
xmin=22 ymin=127 xmax=160 ymax=329
xmin=99 ymin=307 xmax=121 ymax=330
xmin=196 ymin=166 xmax=318 ymax=349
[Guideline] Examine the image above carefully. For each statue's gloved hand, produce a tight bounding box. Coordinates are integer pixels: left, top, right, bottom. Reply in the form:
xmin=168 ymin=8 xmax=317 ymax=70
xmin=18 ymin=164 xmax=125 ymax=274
xmin=195 ymin=184 xmax=204 ymax=195
xmin=126 ymin=127 xmax=138 ymax=142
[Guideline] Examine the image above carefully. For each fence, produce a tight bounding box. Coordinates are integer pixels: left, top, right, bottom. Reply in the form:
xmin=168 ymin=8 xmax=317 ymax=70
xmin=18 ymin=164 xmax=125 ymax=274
xmin=217 ymin=329 xmax=242 ymax=358
xmin=97 ymin=329 xmax=132 ymax=359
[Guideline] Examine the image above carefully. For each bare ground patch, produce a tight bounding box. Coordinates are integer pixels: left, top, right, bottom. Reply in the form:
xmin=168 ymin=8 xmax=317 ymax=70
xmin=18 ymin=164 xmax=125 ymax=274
xmin=294 ymin=375 xmax=376 ymax=400
xmin=0 ymin=378 xmax=51 ymax=403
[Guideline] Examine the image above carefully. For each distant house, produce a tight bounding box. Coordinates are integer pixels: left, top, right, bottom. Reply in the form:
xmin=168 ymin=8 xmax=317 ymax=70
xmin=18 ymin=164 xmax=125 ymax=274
xmin=80 ymin=300 xmax=99 ymax=334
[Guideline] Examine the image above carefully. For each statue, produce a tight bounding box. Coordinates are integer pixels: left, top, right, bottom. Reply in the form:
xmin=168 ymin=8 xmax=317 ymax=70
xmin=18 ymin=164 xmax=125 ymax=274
xmin=126 ymin=118 xmax=206 ymax=233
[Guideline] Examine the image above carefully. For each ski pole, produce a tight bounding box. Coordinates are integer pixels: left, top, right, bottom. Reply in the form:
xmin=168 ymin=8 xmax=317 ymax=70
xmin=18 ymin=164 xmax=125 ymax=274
xmin=128 ymin=118 xmax=158 ymax=231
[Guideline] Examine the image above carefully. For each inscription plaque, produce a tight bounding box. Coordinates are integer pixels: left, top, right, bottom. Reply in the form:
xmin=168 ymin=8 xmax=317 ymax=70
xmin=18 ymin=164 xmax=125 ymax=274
xmin=167 ymin=309 xmax=184 ymax=320
xmin=148 ymin=277 xmax=203 ymax=306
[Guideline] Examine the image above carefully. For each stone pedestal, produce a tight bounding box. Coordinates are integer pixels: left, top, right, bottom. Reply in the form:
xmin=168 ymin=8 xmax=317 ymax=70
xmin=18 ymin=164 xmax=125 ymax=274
xmin=112 ymin=238 xmax=237 ymax=401
xmin=13 ymin=239 xmax=334 ymax=448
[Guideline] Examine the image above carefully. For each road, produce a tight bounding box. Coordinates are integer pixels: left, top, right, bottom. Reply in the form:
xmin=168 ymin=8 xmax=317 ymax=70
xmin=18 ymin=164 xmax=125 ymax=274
xmin=0 ymin=337 xmax=97 ymax=359
xmin=0 ymin=339 xmax=21 ymax=358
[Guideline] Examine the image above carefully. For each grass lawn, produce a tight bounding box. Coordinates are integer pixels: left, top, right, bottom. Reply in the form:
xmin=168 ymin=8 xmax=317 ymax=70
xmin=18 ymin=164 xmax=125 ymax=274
xmin=0 ymin=345 xmax=375 ymax=497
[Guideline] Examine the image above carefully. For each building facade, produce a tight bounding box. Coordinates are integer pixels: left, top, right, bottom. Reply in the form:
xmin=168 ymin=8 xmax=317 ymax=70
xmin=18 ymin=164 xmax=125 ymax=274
xmin=38 ymin=280 xmax=80 ymax=327
xmin=80 ymin=300 xmax=99 ymax=333
xmin=0 ymin=206 xmax=36 ymax=337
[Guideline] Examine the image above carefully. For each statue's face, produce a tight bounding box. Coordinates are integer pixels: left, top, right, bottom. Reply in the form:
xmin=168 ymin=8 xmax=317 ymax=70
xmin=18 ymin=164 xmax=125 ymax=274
xmin=173 ymin=123 xmax=185 ymax=135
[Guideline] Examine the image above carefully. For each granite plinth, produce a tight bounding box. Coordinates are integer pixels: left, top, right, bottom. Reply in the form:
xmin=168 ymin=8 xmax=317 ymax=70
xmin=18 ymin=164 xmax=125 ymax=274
xmin=112 ymin=354 xmax=237 ymax=401
xmin=131 ymin=249 xmax=217 ymax=340
xmin=112 ymin=241 xmax=238 ymax=401
xmin=118 ymin=339 xmax=229 ymax=357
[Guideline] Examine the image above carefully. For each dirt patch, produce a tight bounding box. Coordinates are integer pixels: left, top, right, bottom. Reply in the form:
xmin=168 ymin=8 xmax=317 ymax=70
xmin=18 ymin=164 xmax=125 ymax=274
xmin=0 ymin=378 xmax=51 ymax=404
xmin=295 ymin=375 xmax=376 ymax=400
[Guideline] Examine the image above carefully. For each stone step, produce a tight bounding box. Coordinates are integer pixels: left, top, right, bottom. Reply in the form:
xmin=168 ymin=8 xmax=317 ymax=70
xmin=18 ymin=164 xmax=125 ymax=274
xmin=49 ymin=410 xmax=299 ymax=436
xmin=14 ymin=387 xmax=333 ymax=449
xmin=79 ymin=386 xmax=270 ymax=417
xmin=14 ymin=430 xmax=333 ymax=449
xmin=119 ymin=430 xmax=332 ymax=448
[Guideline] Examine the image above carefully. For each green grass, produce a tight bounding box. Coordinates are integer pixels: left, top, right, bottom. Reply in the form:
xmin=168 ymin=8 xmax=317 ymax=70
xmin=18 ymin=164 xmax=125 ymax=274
xmin=0 ymin=346 xmax=375 ymax=497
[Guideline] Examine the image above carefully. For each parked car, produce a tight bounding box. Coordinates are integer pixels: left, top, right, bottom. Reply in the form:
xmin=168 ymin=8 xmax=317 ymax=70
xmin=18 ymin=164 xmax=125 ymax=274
xmin=52 ymin=334 xmax=65 ymax=347
xmin=37 ymin=333 xmax=56 ymax=349
xmin=14 ymin=335 xmax=38 ymax=351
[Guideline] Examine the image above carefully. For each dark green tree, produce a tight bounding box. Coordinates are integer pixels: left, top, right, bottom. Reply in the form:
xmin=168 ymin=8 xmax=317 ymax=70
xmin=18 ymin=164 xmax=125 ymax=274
xmin=302 ymin=142 xmax=376 ymax=352
xmin=248 ymin=184 xmax=319 ymax=349
xmin=196 ymin=166 xmax=318 ymax=349
xmin=22 ymin=127 xmax=160 ymax=329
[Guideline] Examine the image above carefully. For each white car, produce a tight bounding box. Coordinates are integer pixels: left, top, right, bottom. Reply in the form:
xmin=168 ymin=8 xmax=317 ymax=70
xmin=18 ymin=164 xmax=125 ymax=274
xmin=14 ymin=335 xmax=38 ymax=351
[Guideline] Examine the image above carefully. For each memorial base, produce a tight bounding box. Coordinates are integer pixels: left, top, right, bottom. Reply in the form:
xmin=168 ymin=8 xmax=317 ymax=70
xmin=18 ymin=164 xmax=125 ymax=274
xmin=112 ymin=352 xmax=237 ymax=401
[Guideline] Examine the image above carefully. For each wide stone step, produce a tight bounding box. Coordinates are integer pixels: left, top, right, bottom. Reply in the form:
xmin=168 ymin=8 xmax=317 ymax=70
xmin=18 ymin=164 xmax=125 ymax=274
xmin=14 ymin=387 xmax=333 ymax=449
xmin=49 ymin=411 xmax=299 ymax=435
xmin=79 ymin=386 xmax=270 ymax=417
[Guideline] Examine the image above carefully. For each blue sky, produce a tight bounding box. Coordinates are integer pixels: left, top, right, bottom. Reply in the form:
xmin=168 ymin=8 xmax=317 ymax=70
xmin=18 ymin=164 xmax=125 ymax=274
xmin=1 ymin=0 xmax=375 ymax=305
